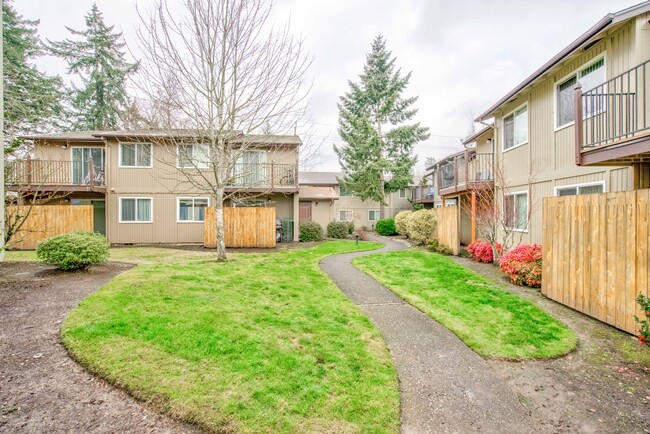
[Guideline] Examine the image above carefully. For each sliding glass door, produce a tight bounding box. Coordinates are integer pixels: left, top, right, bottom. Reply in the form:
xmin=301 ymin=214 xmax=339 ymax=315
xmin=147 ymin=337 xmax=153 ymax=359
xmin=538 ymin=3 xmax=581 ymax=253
xmin=72 ymin=147 xmax=105 ymax=185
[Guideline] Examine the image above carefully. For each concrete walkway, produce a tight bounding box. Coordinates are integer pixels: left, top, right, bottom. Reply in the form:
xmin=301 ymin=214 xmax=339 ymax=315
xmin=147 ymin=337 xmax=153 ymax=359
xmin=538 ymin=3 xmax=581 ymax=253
xmin=320 ymin=237 xmax=536 ymax=434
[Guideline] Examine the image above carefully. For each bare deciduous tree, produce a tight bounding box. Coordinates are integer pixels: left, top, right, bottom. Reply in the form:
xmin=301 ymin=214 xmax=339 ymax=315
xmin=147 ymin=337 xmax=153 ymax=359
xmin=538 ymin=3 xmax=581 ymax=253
xmin=135 ymin=0 xmax=311 ymax=261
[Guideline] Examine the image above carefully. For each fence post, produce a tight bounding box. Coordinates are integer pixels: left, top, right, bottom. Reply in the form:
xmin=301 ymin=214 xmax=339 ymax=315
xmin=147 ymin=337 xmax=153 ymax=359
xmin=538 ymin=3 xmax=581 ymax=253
xmin=574 ymin=82 xmax=583 ymax=165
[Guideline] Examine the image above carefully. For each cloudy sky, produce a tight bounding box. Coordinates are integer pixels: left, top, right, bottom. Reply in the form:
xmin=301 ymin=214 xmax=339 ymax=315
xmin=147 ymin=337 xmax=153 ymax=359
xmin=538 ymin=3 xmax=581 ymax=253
xmin=18 ymin=0 xmax=641 ymax=173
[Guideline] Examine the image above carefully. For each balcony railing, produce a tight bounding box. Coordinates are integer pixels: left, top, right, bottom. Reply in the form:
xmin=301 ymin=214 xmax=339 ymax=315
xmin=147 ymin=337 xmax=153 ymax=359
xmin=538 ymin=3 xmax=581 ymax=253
xmin=412 ymin=185 xmax=436 ymax=202
xmin=576 ymin=59 xmax=650 ymax=158
xmin=5 ymin=158 xmax=105 ymax=190
xmin=228 ymin=163 xmax=297 ymax=188
xmin=436 ymin=152 xmax=493 ymax=195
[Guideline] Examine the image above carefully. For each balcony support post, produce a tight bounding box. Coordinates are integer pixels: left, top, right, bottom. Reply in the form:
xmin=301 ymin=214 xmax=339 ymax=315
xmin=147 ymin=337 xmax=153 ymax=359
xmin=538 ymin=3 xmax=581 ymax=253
xmin=471 ymin=191 xmax=477 ymax=243
xmin=574 ymin=83 xmax=583 ymax=166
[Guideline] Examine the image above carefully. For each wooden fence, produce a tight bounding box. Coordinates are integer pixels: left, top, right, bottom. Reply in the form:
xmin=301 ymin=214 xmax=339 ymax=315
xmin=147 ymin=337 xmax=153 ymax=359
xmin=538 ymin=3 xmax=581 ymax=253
xmin=542 ymin=190 xmax=649 ymax=334
xmin=7 ymin=205 xmax=94 ymax=250
xmin=204 ymin=207 xmax=276 ymax=248
xmin=434 ymin=206 xmax=460 ymax=255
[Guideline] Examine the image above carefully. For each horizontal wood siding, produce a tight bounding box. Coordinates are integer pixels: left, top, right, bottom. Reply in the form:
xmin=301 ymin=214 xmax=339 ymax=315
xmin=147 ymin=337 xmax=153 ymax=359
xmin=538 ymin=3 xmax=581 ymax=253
xmin=204 ymin=207 xmax=276 ymax=248
xmin=8 ymin=205 xmax=93 ymax=250
xmin=434 ymin=206 xmax=460 ymax=255
xmin=542 ymin=190 xmax=649 ymax=334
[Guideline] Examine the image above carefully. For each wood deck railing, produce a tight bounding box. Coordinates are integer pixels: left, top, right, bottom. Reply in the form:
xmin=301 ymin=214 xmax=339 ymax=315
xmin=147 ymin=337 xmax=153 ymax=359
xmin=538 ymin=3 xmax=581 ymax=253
xmin=229 ymin=163 xmax=297 ymax=188
xmin=412 ymin=185 xmax=436 ymax=202
xmin=5 ymin=158 xmax=105 ymax=190
xmin=436 ymin=152 xmax=493 ymax=195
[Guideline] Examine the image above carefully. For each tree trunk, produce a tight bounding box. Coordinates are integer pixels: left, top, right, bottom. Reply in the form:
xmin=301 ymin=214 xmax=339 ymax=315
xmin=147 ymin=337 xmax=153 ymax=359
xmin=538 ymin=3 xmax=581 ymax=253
xmin=215 ymin=187 xmax=227 ymax=261
xmin=378 ymin=120 xmax=386 ymax=220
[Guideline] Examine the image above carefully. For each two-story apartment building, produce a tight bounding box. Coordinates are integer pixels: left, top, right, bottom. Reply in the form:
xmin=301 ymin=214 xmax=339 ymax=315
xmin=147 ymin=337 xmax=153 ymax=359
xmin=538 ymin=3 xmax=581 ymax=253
xmin=8 ymin=130 xmax=301 ymax=244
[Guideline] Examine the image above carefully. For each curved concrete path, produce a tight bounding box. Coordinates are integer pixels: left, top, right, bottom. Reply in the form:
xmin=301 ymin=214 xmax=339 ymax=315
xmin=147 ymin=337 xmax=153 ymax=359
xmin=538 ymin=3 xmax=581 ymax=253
xmin=320 ymin=236 xmax=536 ymax=434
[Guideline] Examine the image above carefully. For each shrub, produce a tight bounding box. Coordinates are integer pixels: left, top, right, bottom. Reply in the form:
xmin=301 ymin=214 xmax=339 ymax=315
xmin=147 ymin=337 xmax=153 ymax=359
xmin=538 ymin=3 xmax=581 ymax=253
xmin=466 ymin=240 xmax=502 ymax=264
xmin=346 ymin=222 xmax=355 ymax=234
xmin=299 ymin=221 xmax=323 ymax=242
xmin=394 ymin=210 xmax=412 ymax=236
xmin=427 ymin=238 xmax=452 ymax=255
xmin=354 ymin=228 xmax=368 ymax=241
xmin=327 ymin=221 xmax=349 ymax=239
xmin=413 ymin=203 xmax=424 ymax=211
xmin=376 ymin=218 xmax=397 ymax=236
xmin=36 ymin=232 xmax=109 ymax=271
xmin=634 ymin=294 xmax=650 ymax=346
xmin=499 ymin=243 xmax=542 ymax=287
xmin=405 ymin=209 xmax=436 ymax=245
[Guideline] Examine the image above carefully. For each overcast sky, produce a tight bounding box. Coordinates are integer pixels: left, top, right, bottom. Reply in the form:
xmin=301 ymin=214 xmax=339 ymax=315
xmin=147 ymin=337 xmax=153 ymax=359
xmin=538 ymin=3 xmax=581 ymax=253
xmin=18 ymin=0 xmax=641 ymax=172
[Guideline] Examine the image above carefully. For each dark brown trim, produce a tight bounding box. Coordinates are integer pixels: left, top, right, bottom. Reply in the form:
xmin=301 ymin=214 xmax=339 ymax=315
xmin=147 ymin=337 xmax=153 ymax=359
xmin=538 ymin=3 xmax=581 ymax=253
xmin=581 ymin=135 xmax=650 ymax=166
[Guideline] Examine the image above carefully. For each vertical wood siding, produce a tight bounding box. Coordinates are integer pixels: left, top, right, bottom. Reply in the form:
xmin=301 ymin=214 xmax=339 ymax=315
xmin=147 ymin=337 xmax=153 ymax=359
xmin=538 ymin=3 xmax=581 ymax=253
xmin=8 ymin=205 xmax=93 ymax=250
xmin=434 ymin=206 xmax=460 ymax=255
xmin=204 ymin=207 xmax=277 ymax=248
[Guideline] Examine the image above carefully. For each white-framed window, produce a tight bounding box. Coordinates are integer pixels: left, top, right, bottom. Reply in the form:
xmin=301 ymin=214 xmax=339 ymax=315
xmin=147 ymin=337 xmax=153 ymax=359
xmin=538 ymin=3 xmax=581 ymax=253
xmin=339 ymin=186 xmax=353 ymax=196
xmin=556 ymin=56 xmax=606 ymax=129
xmin=120 ymin=142 xmax=152 ymax=167
xmin=119 ymin=197 xmax=153 ymax=223
xmin=178 ymin=197 xmax=209 ymax=222
xmin=554 ymin=181 xmax=605 ymax=197
xmin=368 ymin=210 xmax=380 ymax=221
xmin=178 ymin=144 xmax=210 ymax=169
xmin=339 ymin=210 xmax=353 ymax=222
xmin=504 ymin=191 xmax=528 ymax=231
xmin=503 ymin=104 xmax=528 ymax=151
xmin=233 ymin=150 xmax=267 ymax=185
xmin=399 ymin=188 xmax=408 ymax=198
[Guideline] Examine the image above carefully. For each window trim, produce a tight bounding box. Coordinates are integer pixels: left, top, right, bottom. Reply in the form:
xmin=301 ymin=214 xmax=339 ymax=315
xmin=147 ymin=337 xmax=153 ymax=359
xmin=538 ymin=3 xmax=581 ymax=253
xmin=338 ymin=209 xmax=353 ymax=222
xmin=119 ymin=197 xmax=153 ymax=224
xmin=553 ymin=180 xmax=606 ymax=196
xmin=554 ymin=54 xmax=607 ymax=131
xmin=176 ymin=143 xmax=210 ymax=169
xmin=501 ymin=102 xmax=529 ymax=153
xmin=503 ymin=190 xmax=529 ymax=232
xmin=399 ymin=188 xmax=407 ymax=199
xmin=177 ymin=197 xmax=210 ymax=223
xmin=118 ymin=142 xmax=153 ymax=168
xmin=368 ymin=210 xmax=380 ymax=221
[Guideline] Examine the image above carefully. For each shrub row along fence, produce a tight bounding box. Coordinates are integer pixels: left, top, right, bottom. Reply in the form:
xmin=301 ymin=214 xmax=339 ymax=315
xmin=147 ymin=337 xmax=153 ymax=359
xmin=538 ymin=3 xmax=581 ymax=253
xmin=542 ymin=190 xmax=649 ymax=334
xmin=204 ymin=207 xmax=276 ymax=248
xmin=434 ymin=206 xmax=460 ymax=255
xmin=7 ymin=205 xmax=94 ymax=250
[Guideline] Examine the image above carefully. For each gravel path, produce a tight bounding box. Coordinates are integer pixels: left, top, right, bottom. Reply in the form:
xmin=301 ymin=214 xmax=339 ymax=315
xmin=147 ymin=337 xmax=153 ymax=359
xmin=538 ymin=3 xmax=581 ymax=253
xmin=320 ymin=237 xmax=536 ymax=434
xmin=0 ymin=261 xmax=199 ymax=434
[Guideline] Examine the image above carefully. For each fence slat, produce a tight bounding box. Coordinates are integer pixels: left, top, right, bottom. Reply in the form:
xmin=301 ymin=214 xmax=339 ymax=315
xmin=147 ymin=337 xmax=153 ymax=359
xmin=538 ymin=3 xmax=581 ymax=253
xmin=204 ymin=207 xmax=276 ymax=248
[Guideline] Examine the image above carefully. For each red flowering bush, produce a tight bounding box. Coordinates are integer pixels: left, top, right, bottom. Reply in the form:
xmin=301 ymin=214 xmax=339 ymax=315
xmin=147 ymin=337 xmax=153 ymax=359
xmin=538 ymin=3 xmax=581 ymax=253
xmin=634 ymin=294 xmax=650 ymax=347
xmin=499 ymin=243 xmax=543 ymax=287
xmin=466 ymin=240 xmax=502 ymax=263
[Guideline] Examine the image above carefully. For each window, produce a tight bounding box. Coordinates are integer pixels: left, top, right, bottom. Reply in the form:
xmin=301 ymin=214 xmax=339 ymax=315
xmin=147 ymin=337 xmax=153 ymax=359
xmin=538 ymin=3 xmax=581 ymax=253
xmin=120 ymin=143 xmax=152 ymax=167
xmin=120 ymin=198 xmax=152 ymax=223
xmin=178 ymin=144 xmax=209 ymax=169
xmin=555 ymin=182 xmax=604 ymax=196
xmin=399 ymin=188 xmax=408 ymax=198
xmin=178 ymin=197 xmax=208 ymax=222
xmin=233 ymin=151 xmax=267 ymax=185
xmin=556 ymin=57 xmax=605 ymax=128
xmin=503 ymin=105 xmax=528 ymax=150
xmin=339 ymin=210 xmax=353 ymax=222
xmin=504 ymin=192 xmax=528 ymax=231
xmin=368 ymin=210 xmax=380 ymax=221
xmin=339 ymin=186 xmax=353 ymax=196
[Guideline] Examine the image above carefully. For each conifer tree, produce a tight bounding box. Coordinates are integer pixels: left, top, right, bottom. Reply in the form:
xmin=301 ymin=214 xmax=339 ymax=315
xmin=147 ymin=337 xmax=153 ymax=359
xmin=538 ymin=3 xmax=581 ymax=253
xmin=48 ymin=3 xmax=137 ymax=130
xmin=336 ymin=35 xmax=428 ymax=219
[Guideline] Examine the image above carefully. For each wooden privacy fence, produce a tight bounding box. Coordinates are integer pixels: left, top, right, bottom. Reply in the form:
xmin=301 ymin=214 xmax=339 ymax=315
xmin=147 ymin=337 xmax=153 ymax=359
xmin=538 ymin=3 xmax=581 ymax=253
xmin=542 ymin=190 xmax=649 ymax=335
xmin=7 ymin=205 xmax=94 ymax=250
xmin=434 ymin=206 xmax=460 ymax=255
xmin=204 ymin=207 xmax=276 ymax=248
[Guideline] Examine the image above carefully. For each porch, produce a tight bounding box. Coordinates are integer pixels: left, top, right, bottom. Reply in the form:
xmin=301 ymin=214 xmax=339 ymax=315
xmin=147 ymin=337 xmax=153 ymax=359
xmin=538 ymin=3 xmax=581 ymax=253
xmin=436 ymin=151 xmax=494 ymax=197
xmin=5 ymin=158 xmax=106 ymax=193
xmin=225 ymin=162 xmax=298 ymax=193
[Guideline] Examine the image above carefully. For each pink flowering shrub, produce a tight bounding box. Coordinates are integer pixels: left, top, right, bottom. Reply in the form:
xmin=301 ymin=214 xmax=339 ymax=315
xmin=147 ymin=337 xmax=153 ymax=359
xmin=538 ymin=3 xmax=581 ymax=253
xmin=466 ymin=240 xmax=502 ymax=263
xmin=499 ymin=243 xmax=543 ymax=287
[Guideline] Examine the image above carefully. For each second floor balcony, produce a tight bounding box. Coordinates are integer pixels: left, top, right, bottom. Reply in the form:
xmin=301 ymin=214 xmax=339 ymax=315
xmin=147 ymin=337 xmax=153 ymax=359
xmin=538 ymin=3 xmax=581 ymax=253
xmin=436 ymin=151 xmax=494 ymax=196
xmin=226 ymin=162 xmax=298 ymax=191
xmin=5 ymin=158 xmax=106 ymax=193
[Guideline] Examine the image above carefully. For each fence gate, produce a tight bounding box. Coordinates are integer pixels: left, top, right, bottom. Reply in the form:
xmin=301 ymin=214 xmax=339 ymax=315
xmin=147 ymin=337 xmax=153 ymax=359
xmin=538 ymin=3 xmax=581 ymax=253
xmin=204 ymin=207 xmax=276 ymax=248
xmin=434 ymin=206 xmax=460 ymax=255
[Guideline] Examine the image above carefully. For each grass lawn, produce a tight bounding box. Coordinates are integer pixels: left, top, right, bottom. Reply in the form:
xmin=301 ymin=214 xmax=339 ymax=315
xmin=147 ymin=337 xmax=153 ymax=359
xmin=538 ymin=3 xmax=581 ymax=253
xmin=354 ymin=250 xmax=577 ymax=360
xmin=31 ymin=242 xmax=400 ymax=433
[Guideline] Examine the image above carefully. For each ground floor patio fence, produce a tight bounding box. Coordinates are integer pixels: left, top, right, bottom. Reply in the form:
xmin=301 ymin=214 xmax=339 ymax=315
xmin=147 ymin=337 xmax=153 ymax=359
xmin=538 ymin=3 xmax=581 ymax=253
xmin=542 ymin=190 xmax=650 ymax=334
xmin=204 ymin=207 xmax=277 ymax=248
xmin=434 ymin=206 xmax=460 ymax=255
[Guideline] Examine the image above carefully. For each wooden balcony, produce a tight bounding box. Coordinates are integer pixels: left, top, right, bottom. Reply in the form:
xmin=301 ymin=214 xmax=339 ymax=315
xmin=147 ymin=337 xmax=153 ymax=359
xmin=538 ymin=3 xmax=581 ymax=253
xmin=576 ymin=59 xmax=650 ymax=166
xmin=436 ymin=151 xmax=494 ymax=197
xmin=225 ymin=163 xmax=298 ymax=193
xmin=5 ymin=158 xmax=106 ymax=193
xmin=412 ymin=185 xmax=436 ymax=203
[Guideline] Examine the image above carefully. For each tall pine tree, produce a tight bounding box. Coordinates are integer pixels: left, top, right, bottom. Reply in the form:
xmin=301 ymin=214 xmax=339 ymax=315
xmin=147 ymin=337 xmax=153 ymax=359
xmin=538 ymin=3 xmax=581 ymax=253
xmin=3 ymin=0 xmax=63 ymax=153
xmin=336 ymin=36 xmax=428 ymax=218
xmin=48 ymin=3 xmax=137 ymax=130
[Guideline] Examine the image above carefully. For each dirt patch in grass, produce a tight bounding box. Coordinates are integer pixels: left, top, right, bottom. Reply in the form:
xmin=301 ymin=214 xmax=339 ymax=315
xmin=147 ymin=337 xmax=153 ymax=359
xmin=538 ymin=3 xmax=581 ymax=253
xmin=0 ymin=261 xmax=199 ymax=434
xmin=451 ymin=256 xmax=650 ymax=434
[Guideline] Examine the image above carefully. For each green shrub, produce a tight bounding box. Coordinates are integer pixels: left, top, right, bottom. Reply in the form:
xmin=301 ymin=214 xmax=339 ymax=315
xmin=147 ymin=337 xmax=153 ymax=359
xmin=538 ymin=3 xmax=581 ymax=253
xmin=406 ymin=209 xmax=437 ymax=245
xmin=394 ymin=210 xmax=412 ymax=236
xmin=299 ymin=221 xmax=323 ymax=242
xmin=327 ymin=221 xmax=349 ymax=239
xmin=346 ymin=222 xmax=355 ymax=234
xmin=376 ymin=218 xmax=397 ymax=236
xmin=36 ymin=232 xmax=109 ymax=271
xmin=427 ymin=239 xmax=452 ymax=255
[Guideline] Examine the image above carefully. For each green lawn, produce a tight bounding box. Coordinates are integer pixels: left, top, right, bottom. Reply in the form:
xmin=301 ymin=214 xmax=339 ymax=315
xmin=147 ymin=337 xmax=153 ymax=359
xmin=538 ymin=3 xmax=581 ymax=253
xmin=50 ymin=242 xmax=399 ymax=433
xmin=354 ymin=250 xmax=577 ymax=360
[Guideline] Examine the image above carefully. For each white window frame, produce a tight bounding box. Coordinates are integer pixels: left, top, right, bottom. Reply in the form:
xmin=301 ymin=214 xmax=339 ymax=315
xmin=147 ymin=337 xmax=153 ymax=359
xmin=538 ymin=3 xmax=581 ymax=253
xmin=118 ymin=142 xmax=153 ymax=168
xmin=368 ymin=210 xmax=380 ymax=221
xmin=554 ymin=54 xmax=607 ymax=131
xmin=177 ymin=143 xmax=210 ymax=169
xmin=502 ymin=103 xmax=529 ymax=152
xmin=119 ymin=197 xmax=153 ymax=223
xmin=553 ymin=180 xmax=606 ymax=196
xmin=338 ymin=209 xmax=353 ymax=222
xmin=177 ymin=197 xmax=209 ymax=223
xmin=503 ymin=190 xmax=528 ymax=232
xmin=399 ymin=188 xmax=408 ymax=198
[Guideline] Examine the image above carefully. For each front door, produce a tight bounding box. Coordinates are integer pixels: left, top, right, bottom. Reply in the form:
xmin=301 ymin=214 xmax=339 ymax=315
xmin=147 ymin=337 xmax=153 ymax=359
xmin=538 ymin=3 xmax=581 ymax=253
xmin=299 ymin=201 xmax=311 ymax=221
xmin=92 ymin=200 xmax=106 ymax=235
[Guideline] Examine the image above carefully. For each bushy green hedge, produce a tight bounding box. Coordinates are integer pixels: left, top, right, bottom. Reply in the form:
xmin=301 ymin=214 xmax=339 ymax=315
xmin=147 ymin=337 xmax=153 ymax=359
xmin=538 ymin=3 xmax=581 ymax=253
xmin=327 ymin=221 xmax=350 ymax=239
xmin=36 ymin=232 xmax=109 ymax=271
xmin=346 ymin=222 xmax=355 ymax=234
xmin=376 ymin=218 xmax=397 ymax=236
xmin=394 ymin=210 xmax=412 ymax=236
xmin=299 ymin=221 xmax=323 ymax=242
xmin=405 ymin=209 xmax=437 ymax=245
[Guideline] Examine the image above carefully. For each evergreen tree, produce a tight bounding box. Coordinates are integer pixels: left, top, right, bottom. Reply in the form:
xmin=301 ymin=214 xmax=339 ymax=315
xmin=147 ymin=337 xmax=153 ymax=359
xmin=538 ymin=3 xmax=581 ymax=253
xmin=3 ymin=1 xmax=63 ymax=153
xmin=336 ymin=35 xmax=428 ymax=218
xmin=48 ymin=3 xmax=137 ymax=130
